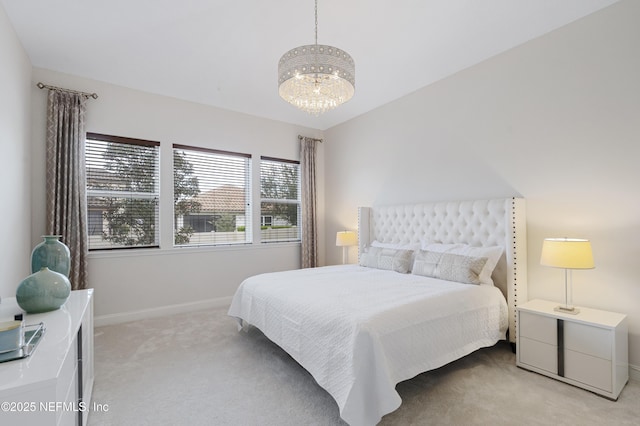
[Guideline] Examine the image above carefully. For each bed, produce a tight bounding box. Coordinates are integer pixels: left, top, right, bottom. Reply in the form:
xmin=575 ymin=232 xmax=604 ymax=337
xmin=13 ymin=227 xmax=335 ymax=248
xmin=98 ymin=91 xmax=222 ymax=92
xmin=228 ymin=198 xmax=527 ymax=425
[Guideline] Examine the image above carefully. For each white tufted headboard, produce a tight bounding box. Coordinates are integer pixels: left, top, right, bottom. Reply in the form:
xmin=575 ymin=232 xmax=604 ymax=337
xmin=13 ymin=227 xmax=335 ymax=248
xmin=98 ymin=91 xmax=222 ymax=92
xmin=358 ymin=198 xmax=527 ymax=344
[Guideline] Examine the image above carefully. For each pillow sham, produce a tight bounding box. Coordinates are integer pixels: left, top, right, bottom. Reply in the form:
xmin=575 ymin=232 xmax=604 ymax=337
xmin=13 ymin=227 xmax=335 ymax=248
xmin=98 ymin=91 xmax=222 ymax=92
xmin=359 ymin=246 xmax=413 ymax=274
xmin=420 ymin=242 xmax=503 ymax=286
xmin=411 ymin=250 xmax=488 ymax=285
xmin=371 ymin=240 xmax=420 ymax=270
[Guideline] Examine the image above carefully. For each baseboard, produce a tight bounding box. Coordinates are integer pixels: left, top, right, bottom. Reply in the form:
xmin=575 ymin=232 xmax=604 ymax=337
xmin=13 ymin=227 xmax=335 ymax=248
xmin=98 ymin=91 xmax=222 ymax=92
xmin=630 ymin=364 xmax=640 ymax=383
xmin=94 ymin=296 xmax=233 ymax=327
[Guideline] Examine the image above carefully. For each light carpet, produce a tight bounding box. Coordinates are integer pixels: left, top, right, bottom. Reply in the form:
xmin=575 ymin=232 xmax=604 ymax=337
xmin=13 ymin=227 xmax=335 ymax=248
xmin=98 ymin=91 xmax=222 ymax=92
xmin=87 ymin=306 xmax=639 ymax=426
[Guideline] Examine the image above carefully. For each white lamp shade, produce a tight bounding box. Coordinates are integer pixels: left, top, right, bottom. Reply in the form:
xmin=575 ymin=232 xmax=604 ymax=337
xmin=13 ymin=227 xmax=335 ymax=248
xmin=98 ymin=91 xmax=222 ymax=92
xmin=540 ymin=238 xmax=595 ymax=269
xmin=336 ymin=231 xmax=357 ymax=247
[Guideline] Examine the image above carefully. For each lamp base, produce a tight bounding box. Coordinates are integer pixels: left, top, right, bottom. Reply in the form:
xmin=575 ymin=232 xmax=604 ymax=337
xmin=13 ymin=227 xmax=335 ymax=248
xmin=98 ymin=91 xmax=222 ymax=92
xmin=554 ymin=305 xmax=580 ymax=315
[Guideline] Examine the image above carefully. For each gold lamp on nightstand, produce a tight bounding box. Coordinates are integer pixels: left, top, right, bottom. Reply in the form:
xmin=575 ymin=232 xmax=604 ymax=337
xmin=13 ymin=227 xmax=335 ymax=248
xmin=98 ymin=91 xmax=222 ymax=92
xmin=540 ymin=238 xmax=595 ymax=315
xmin=336 ymin=231 xmax=357 ymax=264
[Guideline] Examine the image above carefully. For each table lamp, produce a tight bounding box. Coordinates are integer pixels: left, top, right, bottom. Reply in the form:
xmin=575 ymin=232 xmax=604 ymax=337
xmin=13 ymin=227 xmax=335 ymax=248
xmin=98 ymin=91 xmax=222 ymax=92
xmin=540 ymin=237 xmax=594 ymax=314
xmin=336 ymin=231 xmax=357 ymax=264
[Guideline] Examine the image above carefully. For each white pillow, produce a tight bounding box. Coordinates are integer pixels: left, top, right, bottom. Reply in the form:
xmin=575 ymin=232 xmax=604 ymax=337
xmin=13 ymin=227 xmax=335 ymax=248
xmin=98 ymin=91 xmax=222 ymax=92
xmin=420 ymin=242 xmax=503 ymax=286
xmin=359 ymin=246 xmax=413 ymax=274
xmin=371 ymin=240 xmax=421 ymax=251
xmin=421 ymin=242 xmax=465 ymax=252
xmin=412 ymin=250 xmax=488 ymax=285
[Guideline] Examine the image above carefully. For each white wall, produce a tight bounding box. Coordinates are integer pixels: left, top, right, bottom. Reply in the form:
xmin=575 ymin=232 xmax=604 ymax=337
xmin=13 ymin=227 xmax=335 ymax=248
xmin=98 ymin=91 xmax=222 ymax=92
xmin=30 ymin=68 xmax=325 ymax=320
xmin=0 ymin=5 xmax=32 ymax=298
xmin=324 ymin=0 xmax=640 ymax=367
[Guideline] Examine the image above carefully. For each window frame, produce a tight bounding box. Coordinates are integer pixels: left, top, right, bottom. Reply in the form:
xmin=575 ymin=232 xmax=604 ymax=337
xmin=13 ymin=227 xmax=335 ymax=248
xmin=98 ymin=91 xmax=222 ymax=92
xmin=259 ymin=156 xmax=301 ymax=244
xmin=172 ymin=144 xmax=253 ymax=248
xmin=85 ymin=132 xmax=161 ymax=251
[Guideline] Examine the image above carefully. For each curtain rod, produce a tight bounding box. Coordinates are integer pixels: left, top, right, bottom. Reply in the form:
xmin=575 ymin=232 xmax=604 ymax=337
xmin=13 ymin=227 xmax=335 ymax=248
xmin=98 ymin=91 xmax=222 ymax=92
xmin=37 ymin=82 xmax=98 ymax=99
xmin=298 ymin=135 xmax=323 ymax=143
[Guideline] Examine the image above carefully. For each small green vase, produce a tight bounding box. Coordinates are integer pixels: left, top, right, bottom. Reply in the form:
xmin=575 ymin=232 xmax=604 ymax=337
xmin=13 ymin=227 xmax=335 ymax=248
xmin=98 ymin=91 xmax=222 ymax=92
xmin=31 ymin=235 xmax=71 ymax=277
xmin=16 ymin=267 xmax=71 ymax=313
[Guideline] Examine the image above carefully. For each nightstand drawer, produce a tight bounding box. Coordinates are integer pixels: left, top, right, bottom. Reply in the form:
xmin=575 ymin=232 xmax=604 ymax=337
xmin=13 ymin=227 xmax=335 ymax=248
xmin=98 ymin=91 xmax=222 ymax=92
xmin=565 ymin=350 xmax=612 ymax=392
xmin=520 ymin=311 xmax=556 ymax=345
xmin=519 ymin=336 xmax=557 ymax=373
xmin=564 ymin=321 xmax=612 ymax=360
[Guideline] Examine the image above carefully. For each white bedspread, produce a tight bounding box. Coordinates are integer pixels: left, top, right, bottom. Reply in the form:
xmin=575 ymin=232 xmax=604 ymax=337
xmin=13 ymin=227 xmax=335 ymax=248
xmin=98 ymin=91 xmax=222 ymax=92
xmin=228 ymin=265 xmax=508 ymax=426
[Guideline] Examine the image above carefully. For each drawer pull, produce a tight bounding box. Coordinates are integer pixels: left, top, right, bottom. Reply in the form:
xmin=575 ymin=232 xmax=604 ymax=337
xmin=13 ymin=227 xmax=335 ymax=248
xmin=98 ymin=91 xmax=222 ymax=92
xmin=557 ymin=319 xmax=565 ymax=377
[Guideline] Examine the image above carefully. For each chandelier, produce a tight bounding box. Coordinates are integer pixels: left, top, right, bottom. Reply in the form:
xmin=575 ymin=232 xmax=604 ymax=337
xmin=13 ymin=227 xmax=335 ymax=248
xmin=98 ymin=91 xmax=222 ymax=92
xmin=278 ymin=0 xmax=355 ymax=115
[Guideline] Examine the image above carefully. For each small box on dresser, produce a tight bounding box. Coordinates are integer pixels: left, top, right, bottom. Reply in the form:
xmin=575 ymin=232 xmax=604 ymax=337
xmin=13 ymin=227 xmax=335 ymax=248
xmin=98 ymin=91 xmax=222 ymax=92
xmin=516 ymin=299 xmax=628 ymax=400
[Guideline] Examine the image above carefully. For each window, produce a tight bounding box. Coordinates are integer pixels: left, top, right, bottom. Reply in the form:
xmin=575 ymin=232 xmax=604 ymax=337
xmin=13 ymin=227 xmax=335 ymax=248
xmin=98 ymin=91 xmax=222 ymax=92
xmin=173 ymin=145 xmax=252 ymax=246
xmin=260 ymin=157 xmax=301 ymax=243
xmin=261 ymin=216 xmax=273 ymax=227
xmin=85 ymin=133 xmax=160 ymax=250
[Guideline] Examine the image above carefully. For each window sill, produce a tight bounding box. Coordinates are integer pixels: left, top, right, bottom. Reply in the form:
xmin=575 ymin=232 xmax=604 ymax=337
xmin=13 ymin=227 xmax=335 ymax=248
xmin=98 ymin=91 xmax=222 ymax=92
xmin=87 ymin=241 xmax=301 ymax=259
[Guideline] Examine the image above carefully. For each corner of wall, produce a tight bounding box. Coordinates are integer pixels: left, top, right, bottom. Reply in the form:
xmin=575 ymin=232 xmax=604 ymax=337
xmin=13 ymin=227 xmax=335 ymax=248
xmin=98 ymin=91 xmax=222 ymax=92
xmin=630 ymin=364 xmax=640 ymax=383
xmin=0 ymin=3 xmax=33 ymax=298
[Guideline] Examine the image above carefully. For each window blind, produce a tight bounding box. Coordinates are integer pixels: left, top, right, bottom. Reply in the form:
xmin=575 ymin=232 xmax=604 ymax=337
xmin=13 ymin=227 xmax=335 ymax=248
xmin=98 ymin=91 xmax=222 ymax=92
xmin=85 ymin=133 xmax=160 ymax=250
xmin=260 ymin=156 xmax=301 ymax=243
xmin=173 ymin=145 xmax=252 ymax=247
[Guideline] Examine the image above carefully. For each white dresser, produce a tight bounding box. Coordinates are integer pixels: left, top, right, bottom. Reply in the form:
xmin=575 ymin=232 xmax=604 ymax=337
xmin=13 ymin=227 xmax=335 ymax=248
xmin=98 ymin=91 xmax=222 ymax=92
xmin=0 ymin=289 xmax=94 ymax=426
xmin=516 ymin=299 xmax=628 ymax=400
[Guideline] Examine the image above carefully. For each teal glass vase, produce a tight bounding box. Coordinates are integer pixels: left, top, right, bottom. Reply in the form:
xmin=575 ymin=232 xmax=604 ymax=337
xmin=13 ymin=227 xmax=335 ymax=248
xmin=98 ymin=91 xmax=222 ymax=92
xmin=16 ymin=267 xmax=71 ymax=313
xmin=31 ymin=235 xmax=71 ymax=277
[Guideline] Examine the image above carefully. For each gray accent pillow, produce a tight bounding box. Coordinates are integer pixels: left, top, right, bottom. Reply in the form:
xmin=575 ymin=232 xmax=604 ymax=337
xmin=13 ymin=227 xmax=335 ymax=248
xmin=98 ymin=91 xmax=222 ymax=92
xmin=412 ymin=250 xmax=488 ymax=285
xmin=359 ymin=247 xmax=413 ymax=274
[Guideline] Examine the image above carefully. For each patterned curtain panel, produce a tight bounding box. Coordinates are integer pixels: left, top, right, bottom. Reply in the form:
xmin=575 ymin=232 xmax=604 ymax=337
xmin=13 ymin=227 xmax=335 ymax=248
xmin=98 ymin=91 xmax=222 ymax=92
xmin=300 ymin=136 xmax=319 ymax=268
xmin=45 ymin=90 xmax=89 ymax=290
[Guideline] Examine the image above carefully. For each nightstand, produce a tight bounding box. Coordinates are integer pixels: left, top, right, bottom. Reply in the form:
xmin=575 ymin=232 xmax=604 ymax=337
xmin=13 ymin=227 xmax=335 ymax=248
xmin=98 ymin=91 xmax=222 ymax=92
xmin=516 ymin=299 xmax=628 ymax=400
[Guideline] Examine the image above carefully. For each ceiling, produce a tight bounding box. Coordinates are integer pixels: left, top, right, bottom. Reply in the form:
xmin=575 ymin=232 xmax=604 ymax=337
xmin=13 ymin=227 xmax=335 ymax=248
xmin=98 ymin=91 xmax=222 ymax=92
xmin=1 ymin=0 xmax=619 ymax=130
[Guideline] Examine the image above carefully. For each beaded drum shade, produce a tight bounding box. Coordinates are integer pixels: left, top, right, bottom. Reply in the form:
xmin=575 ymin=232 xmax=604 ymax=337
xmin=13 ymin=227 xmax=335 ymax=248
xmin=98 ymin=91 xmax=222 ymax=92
xmin=278 ymin=0 xmax=355 ymax=115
